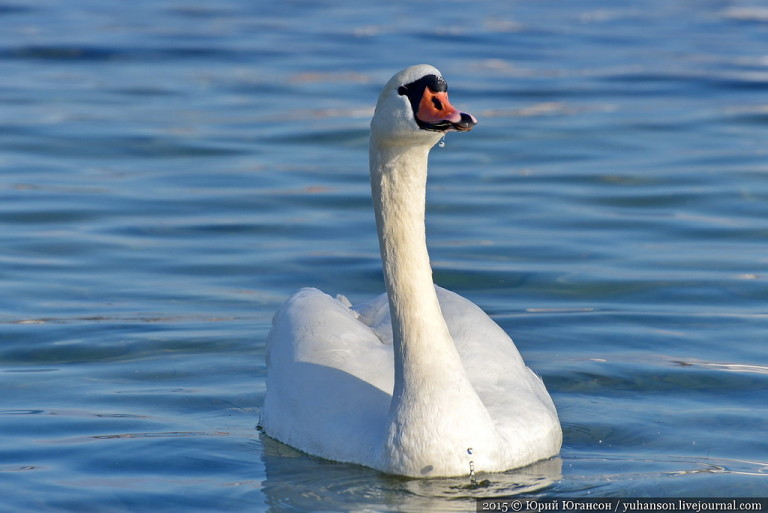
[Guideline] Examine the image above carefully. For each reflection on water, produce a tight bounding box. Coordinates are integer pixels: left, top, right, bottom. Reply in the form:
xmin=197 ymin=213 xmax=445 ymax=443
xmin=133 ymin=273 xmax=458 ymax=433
xmin=261 ymin=435 xmax=562 ymax=512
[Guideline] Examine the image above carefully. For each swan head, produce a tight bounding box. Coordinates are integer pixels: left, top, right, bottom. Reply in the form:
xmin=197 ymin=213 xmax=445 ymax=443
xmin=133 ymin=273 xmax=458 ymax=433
xmin=371 ymin=64 xmax=477 ymax=147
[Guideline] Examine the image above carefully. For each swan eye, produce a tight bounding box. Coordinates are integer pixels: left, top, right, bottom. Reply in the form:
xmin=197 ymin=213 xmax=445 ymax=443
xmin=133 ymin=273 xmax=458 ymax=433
xmin=398 ymin=86 xmax=408 ymax=95
xmin=431 ymin=97 xmax=443 ymax=111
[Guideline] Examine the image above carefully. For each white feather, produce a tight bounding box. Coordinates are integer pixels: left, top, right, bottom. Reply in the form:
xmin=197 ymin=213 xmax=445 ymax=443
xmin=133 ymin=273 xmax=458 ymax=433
xmin=261 ymin=65 xmax=561 ymax=477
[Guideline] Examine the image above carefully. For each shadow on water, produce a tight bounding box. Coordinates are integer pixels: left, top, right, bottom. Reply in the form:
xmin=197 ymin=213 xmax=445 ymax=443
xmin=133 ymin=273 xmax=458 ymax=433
xmin=260 ymin=434 xmax=562 ymax=512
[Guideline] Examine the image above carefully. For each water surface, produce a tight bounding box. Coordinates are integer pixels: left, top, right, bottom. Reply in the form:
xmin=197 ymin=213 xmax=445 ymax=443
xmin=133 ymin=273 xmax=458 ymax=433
xmin=1 ymin=1 xmax=766 ymax=511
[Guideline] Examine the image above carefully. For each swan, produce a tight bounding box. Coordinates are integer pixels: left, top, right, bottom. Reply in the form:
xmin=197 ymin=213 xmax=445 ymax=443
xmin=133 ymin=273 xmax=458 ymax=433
xmin=260 ymin=64 xmax=562 ymax=478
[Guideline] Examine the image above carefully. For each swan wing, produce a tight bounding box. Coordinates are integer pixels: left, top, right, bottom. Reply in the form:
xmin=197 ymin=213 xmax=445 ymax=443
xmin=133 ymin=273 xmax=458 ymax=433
xmin=261 ymin=288 xmax=393 ymax=465
xmin=350 ymin=285 xmax=560 ymax=454
xmin=433 ymin=286 xmax=561 ymax=455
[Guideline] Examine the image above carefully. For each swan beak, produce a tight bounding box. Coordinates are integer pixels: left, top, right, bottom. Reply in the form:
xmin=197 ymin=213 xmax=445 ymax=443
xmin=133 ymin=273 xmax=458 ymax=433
xmin=416 ymin=88 xmax=478 ymax=132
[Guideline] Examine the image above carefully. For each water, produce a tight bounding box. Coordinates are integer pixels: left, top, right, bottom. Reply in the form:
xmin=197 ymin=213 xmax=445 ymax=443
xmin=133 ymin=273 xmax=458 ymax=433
xmin=1 ymin=0 xmax=766 ymax=510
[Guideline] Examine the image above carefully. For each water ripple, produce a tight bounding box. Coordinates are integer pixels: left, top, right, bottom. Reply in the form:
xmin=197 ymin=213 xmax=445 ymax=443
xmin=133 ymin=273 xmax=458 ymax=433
xmin=0 ymin=0 xmax=766 ymax=510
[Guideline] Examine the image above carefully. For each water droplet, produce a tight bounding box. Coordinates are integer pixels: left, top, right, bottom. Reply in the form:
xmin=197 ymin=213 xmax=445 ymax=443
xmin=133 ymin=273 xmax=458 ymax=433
xmin=438 ymin=135 xmax=446 ymax=148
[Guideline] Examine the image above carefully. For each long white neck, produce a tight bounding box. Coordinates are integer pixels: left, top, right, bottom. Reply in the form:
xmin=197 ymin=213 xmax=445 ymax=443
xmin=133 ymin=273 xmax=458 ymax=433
xmin=369 ymin=137 xmax=462 ymax=394
xmin=369 ymin=134 xmax=498 ymax=475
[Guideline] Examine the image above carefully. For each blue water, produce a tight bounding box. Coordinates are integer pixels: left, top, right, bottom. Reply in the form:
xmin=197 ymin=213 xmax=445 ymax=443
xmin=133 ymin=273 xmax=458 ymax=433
xmin=1 ymin=0 xmax=767 ymax=510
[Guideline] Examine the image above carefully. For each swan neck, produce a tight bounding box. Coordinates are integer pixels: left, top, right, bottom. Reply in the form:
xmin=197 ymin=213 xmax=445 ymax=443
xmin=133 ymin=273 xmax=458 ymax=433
xmin=369 ymin=138 xmax=458 ymax=385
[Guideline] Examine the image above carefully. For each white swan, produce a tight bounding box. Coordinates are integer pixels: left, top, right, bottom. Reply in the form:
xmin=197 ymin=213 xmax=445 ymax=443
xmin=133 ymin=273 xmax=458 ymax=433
xmin=260 ymin=64 xmax=561 ymax=478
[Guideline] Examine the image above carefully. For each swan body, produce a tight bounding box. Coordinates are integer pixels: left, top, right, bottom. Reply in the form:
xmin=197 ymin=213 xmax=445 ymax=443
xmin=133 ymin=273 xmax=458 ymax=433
xmin=261 ymin=64 xmax=561 ymax=477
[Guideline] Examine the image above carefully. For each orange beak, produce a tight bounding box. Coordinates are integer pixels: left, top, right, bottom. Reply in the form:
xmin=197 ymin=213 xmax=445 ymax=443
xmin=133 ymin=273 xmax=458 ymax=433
xmin=415 ymin=87 xmax=477 ymax=132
